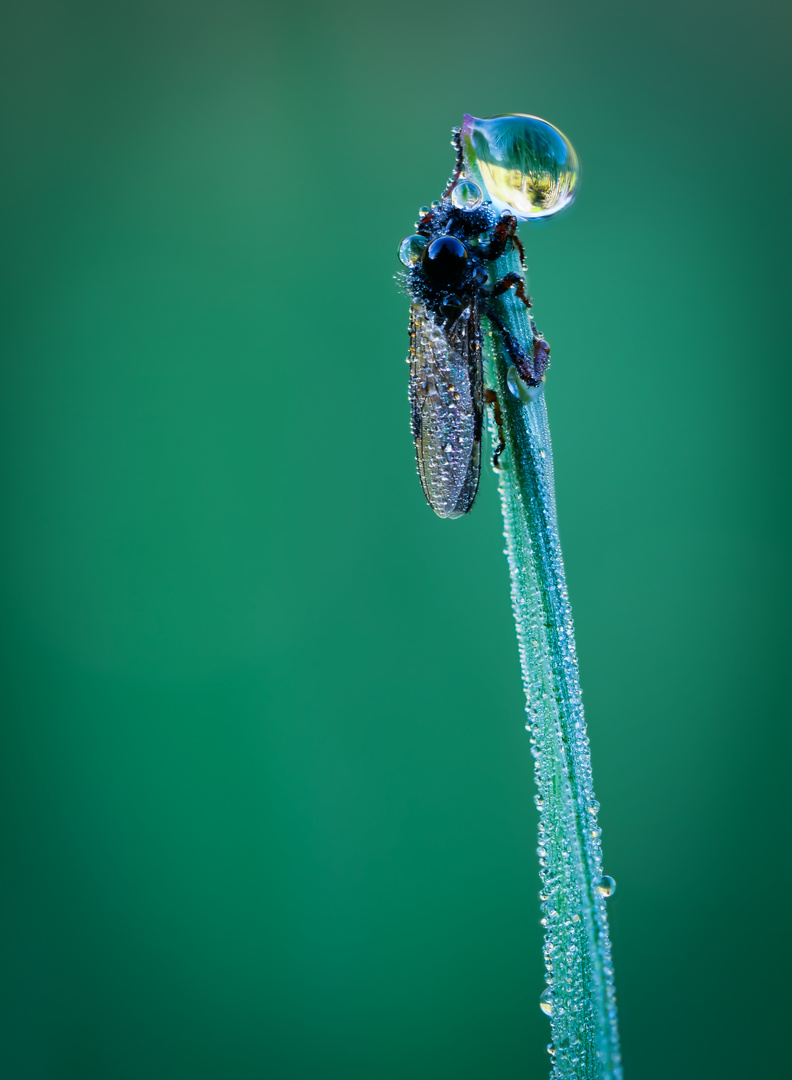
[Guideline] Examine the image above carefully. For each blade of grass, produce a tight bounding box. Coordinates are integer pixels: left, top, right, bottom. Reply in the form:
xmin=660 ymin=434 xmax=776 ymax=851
xmin=482 ymin=243 xmax=623 ymax=1080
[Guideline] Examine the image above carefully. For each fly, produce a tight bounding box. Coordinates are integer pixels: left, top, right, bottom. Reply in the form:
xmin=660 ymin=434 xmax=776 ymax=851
xmin=397 ymin=128 xmax=549 ymax=519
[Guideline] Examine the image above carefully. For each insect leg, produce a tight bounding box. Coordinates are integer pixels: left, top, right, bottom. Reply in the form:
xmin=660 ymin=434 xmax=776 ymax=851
xmin=492 ymin=271 xmax=532 ymax=310
xmin=483 ymin=388 xmax=505 ymax=468
xmin=483 ymin=214 xmax=526 ymax=266
xmin=484 ymin=308 xmax=550 ymax=386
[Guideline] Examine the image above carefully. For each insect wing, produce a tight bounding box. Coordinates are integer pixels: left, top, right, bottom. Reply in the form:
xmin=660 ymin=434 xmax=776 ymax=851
xmin=408 ymin=302 xmax=483 ymax=518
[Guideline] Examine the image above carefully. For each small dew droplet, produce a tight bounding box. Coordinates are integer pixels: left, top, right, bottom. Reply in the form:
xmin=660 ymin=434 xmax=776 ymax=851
xmin=539 ymin=987 xmax=553 ymax=1016
xmin=451 ymin=180 xmax=483 ymax=210
xmin=595 ymin=875 xmax=616 ymax=898
xmin=440 ymin=293 xmax=461 ymax=314
xmin=506 ymin=365 xmax=544 ymax=403
xmin=398 ymin=234 xmax=428 ymax=267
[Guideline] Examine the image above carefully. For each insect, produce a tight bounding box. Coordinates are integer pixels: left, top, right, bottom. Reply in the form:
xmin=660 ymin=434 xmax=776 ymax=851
xmin=397 ymin=130 xmax=550 ymax=519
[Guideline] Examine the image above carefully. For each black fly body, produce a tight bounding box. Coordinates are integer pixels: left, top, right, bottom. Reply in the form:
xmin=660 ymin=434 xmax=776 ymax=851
xmin=398 ymin=133 xmax=549 ymax=519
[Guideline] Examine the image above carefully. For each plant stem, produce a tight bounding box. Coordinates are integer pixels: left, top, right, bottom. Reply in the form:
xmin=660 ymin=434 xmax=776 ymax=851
xmin=482 ymin=244 xmax=623 ymax=1080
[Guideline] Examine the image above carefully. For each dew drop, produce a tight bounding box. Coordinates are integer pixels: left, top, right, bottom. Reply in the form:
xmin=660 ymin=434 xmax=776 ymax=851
xmin=451 ymin=179 xmax=483 ymax=209
xmin=398 ymin=234 xmax=428 ymax=267
xmin=418 ymin=205 xmax=430 ymax=217
xmin=539 ymin=987 xmax=553 ymax=1016
xmin=506 ymin=365 xmax=544 ymax=403
xmin=461 ymin=113 xmax=579 ymax=221
xmin=595 ymin=875 xmax=616 ymax=898
xmin=440 ymin=293 xmax=461 ymax=314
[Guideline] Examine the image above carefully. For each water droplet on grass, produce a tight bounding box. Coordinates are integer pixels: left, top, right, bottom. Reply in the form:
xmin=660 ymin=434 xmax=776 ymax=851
xmin=595 ymin=875 xmax=616 ymax=898
xmin=463 ymin=113 xmax=579 ymax=221
xmin=507 ymin=365 xmax=544 ymax=402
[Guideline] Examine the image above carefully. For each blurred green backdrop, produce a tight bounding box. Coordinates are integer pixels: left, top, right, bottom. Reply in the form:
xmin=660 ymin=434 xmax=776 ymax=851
xmin=1 ymin=1 xmax=791 ymax=1077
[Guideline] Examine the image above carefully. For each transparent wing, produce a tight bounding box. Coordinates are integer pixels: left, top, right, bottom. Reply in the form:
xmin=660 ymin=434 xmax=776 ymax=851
xmin=408 ymin=302 xmax=483 ymax=518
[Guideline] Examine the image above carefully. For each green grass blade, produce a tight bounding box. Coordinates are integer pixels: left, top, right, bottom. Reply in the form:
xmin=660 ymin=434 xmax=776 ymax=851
xmin=482 ymin=246 xmax=623 ymax=1080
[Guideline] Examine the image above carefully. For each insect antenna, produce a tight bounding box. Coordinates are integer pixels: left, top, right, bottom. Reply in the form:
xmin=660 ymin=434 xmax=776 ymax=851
xmin=442 ymin=127 xmax=465 ymax=198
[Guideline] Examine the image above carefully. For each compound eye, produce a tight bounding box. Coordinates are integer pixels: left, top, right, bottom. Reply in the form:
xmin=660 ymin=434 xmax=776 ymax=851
xmin=423 ymin=235 xmax=468 ymax=283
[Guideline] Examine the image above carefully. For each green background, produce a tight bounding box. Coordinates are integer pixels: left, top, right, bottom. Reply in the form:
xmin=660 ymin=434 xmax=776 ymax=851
xmin=2 ymin=1 xmax=790 ymax=1077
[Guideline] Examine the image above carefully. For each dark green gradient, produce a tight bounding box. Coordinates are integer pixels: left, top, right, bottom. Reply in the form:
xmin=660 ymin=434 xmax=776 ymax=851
xmin=1 ymin=2 xmax=790 ymax=1078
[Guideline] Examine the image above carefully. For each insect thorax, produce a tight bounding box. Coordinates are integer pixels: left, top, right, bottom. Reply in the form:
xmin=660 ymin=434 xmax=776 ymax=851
xmin=404 ymin=202 xmax=499 ymax=318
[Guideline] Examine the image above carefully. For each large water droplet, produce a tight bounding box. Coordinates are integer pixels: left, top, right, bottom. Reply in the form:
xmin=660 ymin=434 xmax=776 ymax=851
xmin=539 ymin=987 xmax=553 ymax=1016
xmin=461 ymin=114 xmax=579 ymax=221
xmin=398 ymin=234 xmax=428 ymax=267
xmin=595 ymin=875 xmax=616 ymax=898
xmin=451 ymin=179 xmax=483 ymax=210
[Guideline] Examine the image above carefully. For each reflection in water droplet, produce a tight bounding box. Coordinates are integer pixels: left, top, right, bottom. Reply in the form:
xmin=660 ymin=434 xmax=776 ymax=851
xmin=540 ymin=987 xmax=553 ymax=1016
xmin=451 ymin=180 xmax=483 ymax=210
xmin=398 ymin=234 xmax=428 ymax=267
xmin=419 ymin=205 xmax=430 ymax=217
xmin=595 ymin=875 xmax=616 ymax=898
xmin=461 ymin=113 xmax=579 ymax=221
